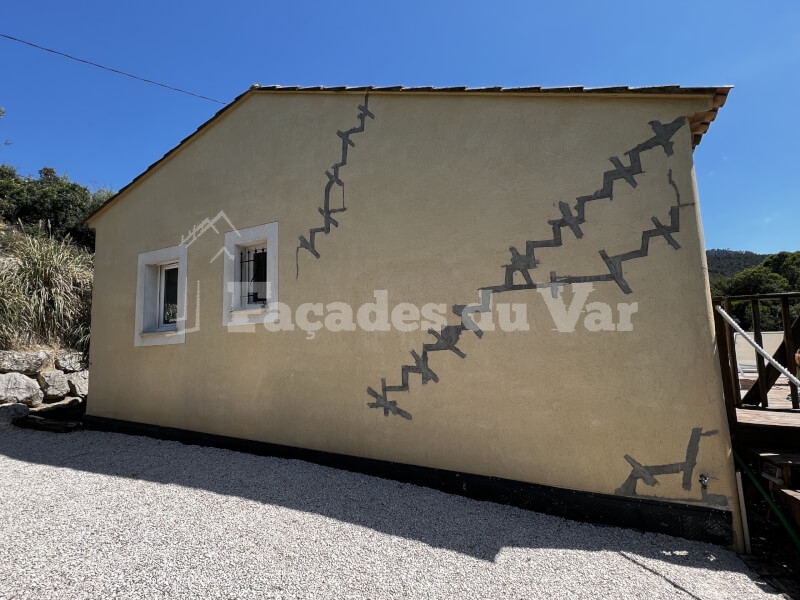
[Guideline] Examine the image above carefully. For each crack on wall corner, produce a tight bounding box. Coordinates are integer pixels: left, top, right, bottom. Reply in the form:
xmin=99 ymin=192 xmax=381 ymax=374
xmin=615 ymin=427 xmax=728 ymax=507
xmin=668 ymin=167 xmax=693 ymax=208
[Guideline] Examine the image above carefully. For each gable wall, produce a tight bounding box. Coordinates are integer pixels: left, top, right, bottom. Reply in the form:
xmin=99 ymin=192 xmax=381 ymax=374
xmin=88 ymin=91 xmax=739 ymax=541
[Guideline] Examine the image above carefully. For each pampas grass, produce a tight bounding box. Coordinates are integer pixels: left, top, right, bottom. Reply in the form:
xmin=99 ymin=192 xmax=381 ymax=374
xmin=0 ymin=224 xmax=92 ymax=351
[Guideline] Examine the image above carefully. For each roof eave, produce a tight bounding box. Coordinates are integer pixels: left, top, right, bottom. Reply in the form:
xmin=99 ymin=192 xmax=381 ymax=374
xmin=86 ymin=84 xmax=732 ymax=225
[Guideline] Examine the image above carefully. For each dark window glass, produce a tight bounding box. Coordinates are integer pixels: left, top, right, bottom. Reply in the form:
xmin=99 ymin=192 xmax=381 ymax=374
xmin=163 ymin=267 xmax=178 ymax=325
xmin=252 ymin=251 xmax=267 ymax=304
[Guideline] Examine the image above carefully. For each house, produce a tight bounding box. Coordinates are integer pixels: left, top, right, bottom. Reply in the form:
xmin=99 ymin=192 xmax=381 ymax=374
xmin=85 ymin=85 xmax=742 ymax=548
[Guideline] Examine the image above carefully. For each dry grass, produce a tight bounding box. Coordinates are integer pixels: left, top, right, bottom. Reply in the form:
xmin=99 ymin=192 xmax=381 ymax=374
xmin=0 ymin=224 xmax=92 ymax=352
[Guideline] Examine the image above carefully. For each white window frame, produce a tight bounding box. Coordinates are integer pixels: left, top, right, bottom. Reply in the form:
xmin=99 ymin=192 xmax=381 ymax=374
xmin=222 ymin=221 xmax=278 ymax=328
xmin=135 ymin=245 xmax=188 ymax=347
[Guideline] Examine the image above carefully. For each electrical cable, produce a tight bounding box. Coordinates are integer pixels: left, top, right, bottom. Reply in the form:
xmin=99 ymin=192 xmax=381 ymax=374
xmin=0 ymin=32 xmax=226 ymax=105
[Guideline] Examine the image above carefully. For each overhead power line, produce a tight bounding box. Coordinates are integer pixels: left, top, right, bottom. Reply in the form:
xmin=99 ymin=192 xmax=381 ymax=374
xmin=0 ymin=32 xmax=226 ymax=105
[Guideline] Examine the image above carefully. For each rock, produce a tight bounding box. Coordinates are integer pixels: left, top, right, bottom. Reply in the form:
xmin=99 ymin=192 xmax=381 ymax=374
xmin=67 ymin=371 xmax=89 ymax=397
xmin=38 ymin=370 xmax=71 ymax=400
xmin=29 ymin=396 xmax=83 ymax=414
xmin=0 ymin=350 xmax=51 ymax=375
xmin=0 ymin=402 xmax=30 ymax=427
xmin=0 ymin=373 xmax=44 ymax=406
xmin=55 ymin=352 xmax=86 ymax=373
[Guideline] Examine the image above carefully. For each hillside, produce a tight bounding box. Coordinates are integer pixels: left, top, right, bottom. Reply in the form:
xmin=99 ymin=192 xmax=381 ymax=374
xmin=706 ymin=249 xmax=769 ymax=278
xmin=705 ymin=248 xmax=800 ymax=330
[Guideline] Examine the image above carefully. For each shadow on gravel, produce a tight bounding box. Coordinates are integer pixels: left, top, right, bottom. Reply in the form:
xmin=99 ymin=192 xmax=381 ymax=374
xmin=0 ymin=427 xmax=776 ymax=594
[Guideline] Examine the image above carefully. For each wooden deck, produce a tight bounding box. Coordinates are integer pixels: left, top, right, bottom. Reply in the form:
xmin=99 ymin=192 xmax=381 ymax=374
xmin=738 ymin=408 xmax=800 ymax=428
xmin=737 ymin=382 xmax=800 ymax=444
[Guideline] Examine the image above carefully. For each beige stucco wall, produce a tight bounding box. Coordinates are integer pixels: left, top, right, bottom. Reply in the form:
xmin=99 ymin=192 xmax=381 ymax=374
xmin=88 ymin=90 xmax=741 ymax=545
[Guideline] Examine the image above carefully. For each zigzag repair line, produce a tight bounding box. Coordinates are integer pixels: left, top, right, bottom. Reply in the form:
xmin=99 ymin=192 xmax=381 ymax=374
xmin=368 ymin=117 xmax=690 ymax=419
xmin=482 ymin=204 xmax=682 ymax=296
xmin=368 ymin=204 xmax=684 ymax=419
xmin=499 ymin=117 xmax=685 ymax=287
xmin=296 ymin=94 xmax=375 ymax=278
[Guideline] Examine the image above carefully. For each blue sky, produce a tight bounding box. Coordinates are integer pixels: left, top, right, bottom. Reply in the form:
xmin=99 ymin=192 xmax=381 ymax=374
xmin=1 ymin=1 xmax=798 ymax=253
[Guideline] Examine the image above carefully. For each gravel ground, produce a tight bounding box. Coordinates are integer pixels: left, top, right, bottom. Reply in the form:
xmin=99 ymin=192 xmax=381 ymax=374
xmin=0 ymin=428 xmax=777 ymax=599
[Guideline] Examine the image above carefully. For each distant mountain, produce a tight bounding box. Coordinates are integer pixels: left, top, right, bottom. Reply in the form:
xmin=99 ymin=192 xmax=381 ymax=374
xmin=706 ymin=249 xmax=769 ymax=278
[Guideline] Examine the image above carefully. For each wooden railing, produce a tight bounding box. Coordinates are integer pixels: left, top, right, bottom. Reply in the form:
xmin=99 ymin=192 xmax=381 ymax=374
xmin=711 ymin=292 xmax=800 ymax=438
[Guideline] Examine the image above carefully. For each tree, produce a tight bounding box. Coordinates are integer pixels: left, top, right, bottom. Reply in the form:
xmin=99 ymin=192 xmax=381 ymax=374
xmin=710 ymin=260 xmax=800 ymax=331
xmin=722 ymin=265 xmax=790 ymax=297
xmin=0 ymin=164 xmax=24 ymax=218
xmin=0 ymin=165 xmax=108 ymax=249
xmin=762 ymin=251 xmax=800 ymax=290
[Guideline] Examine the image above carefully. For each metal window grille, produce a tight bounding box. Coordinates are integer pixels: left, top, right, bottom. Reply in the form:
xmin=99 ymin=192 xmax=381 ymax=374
xmin=240 ymin=246 xmax=267 ymax=306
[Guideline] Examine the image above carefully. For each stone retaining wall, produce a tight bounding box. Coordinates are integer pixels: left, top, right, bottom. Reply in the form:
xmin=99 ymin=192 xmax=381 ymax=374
xmin=0 ymin=350 xmax=88 ymax=425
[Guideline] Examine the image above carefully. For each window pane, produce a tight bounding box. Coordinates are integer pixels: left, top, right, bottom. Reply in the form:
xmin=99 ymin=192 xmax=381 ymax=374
xmin=252 ymin=251 xmax=267 ymax=304
xmin=163 ymin=267 xmax=178 ymax=324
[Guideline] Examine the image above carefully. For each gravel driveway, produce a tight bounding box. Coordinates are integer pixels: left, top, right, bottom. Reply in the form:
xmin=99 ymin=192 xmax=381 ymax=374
xmin=0 ymin=428 xmax=775 ymax=599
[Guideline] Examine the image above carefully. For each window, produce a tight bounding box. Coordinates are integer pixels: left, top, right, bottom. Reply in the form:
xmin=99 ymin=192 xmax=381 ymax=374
xmin=238 ymin=245 xmax=268 ymax=308
xmin=158 ymin=263 xmax=179 ymax=330
xmin=135 ymin=245 xmax=187 ymax=346
xmin=222 ymin=222 xmax=278 ymax=328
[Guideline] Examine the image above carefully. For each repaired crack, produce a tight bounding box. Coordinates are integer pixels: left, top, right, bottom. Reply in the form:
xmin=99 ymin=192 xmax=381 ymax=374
xmin=367 ymin=117 xmax=692 ymax=419
xmin=296 ymin=94 xmax=375 ymax=277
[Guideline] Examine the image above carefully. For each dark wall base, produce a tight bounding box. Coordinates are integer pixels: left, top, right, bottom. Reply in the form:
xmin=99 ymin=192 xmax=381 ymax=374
xmin=82 ymin=414 xmax=733 ymax=547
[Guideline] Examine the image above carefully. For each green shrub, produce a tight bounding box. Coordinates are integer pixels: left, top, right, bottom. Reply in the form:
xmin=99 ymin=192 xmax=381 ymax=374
xmin=0 ymin=228 xmax=93 ymax=351
xmin=0 ymin=165 xmax=110 ymax=250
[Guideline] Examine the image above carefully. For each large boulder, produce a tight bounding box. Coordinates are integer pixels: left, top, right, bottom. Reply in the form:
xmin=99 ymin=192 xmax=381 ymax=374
xmin=0 ymin=373 xmax=44 ymax=407
xmin=38 ymin=370 xmax=71 ymax=401
xmin=0 ymin=350 xmax=51 ymax=375
xmin=67 ymin=371 xmax=89 ymax=398
xmin=55 ymin=353 xmax=86 ymax=373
